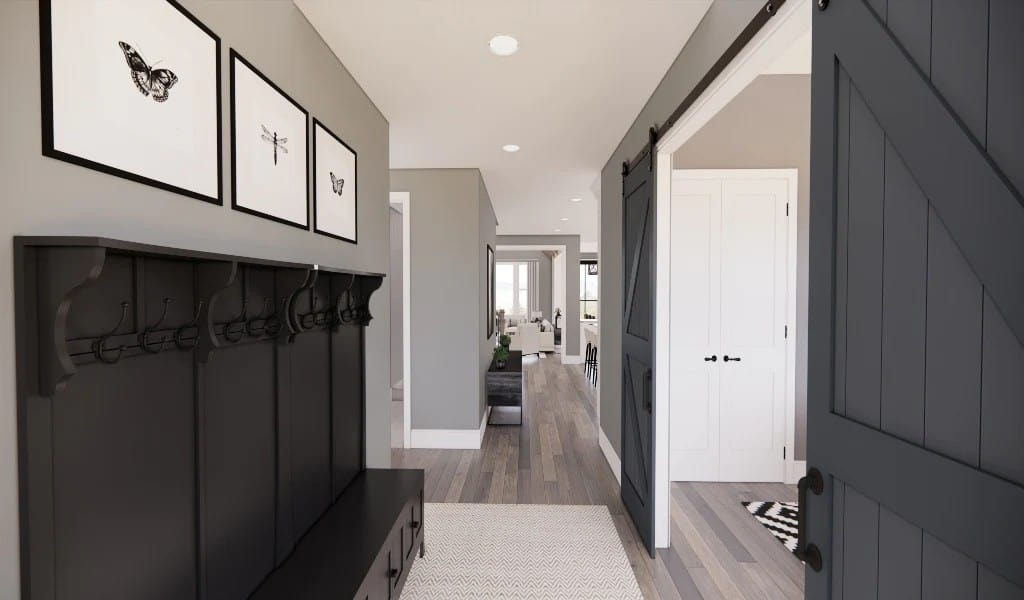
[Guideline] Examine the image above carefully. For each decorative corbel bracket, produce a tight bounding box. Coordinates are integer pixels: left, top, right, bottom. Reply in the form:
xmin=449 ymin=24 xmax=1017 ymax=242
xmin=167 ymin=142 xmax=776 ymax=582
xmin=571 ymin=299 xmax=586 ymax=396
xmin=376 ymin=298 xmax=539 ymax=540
xmin=38 ymin=246 xmax=108 ymax=396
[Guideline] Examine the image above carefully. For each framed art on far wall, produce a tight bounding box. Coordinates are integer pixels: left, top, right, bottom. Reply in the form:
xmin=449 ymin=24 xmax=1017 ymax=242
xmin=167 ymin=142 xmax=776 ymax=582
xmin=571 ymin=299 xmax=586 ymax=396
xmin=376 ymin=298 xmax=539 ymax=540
xmin=487 ymin=244 xmax=495 ymax=339
xmin=230 ymin=49 xmax=309 ymax=229
xmin=40 ymin=0 xmax=222 ymax=204
xmin=313 ymin=119 xmax=358 ymax=243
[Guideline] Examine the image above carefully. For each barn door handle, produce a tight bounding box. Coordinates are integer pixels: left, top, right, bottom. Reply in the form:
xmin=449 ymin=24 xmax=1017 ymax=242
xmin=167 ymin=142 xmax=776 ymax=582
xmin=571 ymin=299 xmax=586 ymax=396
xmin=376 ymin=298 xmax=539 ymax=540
xmin=643 ymin=369 xmax=653 ymax=413
xmin=795 ymin=467 xmax=824 ymax=572
xmin=723 ymin=355 xmax=741 ymax=362
xmin=703 ymin=355 xmax=718 ymax=362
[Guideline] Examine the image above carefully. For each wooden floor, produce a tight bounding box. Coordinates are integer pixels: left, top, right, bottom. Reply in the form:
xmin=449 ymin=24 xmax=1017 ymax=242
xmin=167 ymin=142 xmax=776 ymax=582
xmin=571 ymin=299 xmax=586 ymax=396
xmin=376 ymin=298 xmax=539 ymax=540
xmin=392 ymin=354 xmax=803 ymax=599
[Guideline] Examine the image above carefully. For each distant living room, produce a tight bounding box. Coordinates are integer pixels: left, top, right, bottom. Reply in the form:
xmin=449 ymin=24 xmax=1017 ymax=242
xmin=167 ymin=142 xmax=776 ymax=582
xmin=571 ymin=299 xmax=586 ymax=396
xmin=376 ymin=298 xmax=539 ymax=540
xmin=494 ymin=251 xmax=560 ymax=356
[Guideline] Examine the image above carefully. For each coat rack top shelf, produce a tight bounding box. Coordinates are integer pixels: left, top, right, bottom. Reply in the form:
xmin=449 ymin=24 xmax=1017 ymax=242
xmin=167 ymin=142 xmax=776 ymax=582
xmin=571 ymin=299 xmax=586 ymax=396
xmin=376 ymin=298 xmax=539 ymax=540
xmin=14 ymin=236 xmax=385 ymax=396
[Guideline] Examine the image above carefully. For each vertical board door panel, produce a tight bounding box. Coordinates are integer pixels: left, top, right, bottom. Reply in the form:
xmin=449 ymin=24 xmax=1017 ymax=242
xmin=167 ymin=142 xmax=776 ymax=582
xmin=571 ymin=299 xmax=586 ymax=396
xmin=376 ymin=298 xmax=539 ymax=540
xmin=808 ymin=0 xmax=1024 ymax=596
xmin=622 ymin=150 xmax=656 ymax=557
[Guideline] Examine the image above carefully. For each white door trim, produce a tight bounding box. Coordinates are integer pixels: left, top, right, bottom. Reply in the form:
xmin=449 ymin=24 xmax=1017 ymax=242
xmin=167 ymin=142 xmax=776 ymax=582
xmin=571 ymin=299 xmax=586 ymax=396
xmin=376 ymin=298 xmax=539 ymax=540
xmin=650 ymin=0 xmax=810 ymax=549
xmin=389 ymin=191 xmax=412 ymax=449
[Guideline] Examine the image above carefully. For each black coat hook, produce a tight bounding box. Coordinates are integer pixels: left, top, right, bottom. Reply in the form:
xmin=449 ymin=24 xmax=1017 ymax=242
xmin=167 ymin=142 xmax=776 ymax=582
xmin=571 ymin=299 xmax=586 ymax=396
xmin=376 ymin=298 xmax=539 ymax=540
xmin=264 ymin=297 xmax=288 ymax=336
xmin=223 ymin=300 xmax=247 ymax=343
xmin=299 ymin=295 xmax=321 ymax=330
xmin=174 ymin=300 xmax=204 ymax=351
xmin=139 ymin=298 xmax=172 ymax=354
xmin=245 ymin=298 xmax=271 ymax=337
xmin=92 ymin=301 xmax=129 ymax=364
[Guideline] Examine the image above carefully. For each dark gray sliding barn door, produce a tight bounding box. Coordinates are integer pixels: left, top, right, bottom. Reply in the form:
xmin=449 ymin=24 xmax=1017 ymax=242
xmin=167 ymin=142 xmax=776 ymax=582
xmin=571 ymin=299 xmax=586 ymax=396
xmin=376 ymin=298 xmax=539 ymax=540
xmin=807 ymin=0 xmax=1024 ymax=597
xmin=621 ymin=134 xmax=656 ymax=558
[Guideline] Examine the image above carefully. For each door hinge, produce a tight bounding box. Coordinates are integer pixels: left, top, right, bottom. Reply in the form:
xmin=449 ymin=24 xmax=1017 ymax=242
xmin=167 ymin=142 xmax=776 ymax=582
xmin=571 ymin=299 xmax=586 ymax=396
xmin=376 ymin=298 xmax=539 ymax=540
xmin=785 ymin=203 xmax=789 ymax=216
xmin=785 ymin=325 xmax=788 ymax=338
xmin=784 ymin=446 xmax=787 ymax=459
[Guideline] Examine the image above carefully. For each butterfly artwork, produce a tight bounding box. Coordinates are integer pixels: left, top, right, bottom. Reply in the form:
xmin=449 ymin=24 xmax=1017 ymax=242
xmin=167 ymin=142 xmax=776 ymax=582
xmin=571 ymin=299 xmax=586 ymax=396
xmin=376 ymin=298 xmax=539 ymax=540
xmin=118 ymin=42 xmax=178 ymax=103
xmin=260 ymin=125 xmax=288 ymax=165
xmin=330 ymin=172 xmax=345 ymax=196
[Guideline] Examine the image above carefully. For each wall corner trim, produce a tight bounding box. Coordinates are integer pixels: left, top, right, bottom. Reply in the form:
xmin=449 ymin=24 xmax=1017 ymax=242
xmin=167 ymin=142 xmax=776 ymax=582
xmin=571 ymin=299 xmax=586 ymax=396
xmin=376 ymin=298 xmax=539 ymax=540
xmin=599 ymin=426 xmax=621 ymax=484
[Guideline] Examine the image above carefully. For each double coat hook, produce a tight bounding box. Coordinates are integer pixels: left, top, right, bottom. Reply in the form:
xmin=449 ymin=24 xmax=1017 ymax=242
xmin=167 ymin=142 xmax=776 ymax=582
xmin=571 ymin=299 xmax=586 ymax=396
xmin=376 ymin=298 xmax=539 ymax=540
xmin=92 ymin=301 xmax=129 ymax=364
xmin=138 ymin=298 xmax=172 ymax=354
xmin=174 ymin=301 xmax=204 ymax=351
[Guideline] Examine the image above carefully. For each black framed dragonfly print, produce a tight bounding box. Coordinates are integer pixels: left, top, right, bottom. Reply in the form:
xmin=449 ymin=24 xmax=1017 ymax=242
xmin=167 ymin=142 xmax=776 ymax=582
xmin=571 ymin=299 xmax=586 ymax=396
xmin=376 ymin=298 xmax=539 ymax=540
xmin=230 ymin=49 xmax=309 ymax=229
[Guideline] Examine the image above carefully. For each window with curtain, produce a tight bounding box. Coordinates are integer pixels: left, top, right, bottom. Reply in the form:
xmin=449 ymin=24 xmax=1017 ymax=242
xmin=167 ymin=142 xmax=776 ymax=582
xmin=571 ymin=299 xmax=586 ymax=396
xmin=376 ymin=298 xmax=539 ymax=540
xmin=580 ymin=261 xmax=598 ymax=320
xmin=496 ymin=261 xmax=537 ymax=320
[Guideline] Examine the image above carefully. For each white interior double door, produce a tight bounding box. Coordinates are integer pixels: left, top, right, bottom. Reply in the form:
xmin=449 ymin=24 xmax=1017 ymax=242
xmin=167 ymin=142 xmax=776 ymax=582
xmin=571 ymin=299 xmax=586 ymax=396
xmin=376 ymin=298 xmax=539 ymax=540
xmin=669 ymin=169 xmax=795 ymax=483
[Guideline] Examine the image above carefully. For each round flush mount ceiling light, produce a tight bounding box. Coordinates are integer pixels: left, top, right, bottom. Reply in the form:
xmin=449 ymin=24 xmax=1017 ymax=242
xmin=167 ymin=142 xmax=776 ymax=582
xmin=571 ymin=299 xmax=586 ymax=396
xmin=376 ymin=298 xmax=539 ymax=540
xmin=489 ymin=35 xmax=519 ymax=56
xmin=502 ymin=144 xmax=520 ymax=153
xmin=569 ymin=197 xmax=582 ymax=203
xmin=554 ymin=228 xmax=562 ymax=232
xmin=560 ymin=217 xmax=569 ymax=221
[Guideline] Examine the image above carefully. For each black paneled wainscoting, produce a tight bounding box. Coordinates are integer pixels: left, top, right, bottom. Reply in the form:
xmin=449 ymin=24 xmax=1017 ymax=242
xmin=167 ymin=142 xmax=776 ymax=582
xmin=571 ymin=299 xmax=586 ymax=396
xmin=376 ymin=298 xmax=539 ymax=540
xmin=14 ymin=237 xmax=423 ymax=600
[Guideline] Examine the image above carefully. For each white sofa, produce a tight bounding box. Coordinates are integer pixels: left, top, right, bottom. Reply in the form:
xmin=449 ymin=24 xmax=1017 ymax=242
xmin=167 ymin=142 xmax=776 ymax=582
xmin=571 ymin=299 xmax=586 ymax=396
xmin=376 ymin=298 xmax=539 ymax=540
xmin=510 ymin=321 xmax=555 ymax=354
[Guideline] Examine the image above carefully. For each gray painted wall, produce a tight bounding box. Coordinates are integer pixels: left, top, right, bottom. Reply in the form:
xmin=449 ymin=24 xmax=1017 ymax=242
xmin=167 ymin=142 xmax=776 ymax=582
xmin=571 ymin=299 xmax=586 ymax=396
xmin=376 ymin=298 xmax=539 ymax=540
xmin=600 ymin=0 xmax=762 ymax=456
xmin=390 ymin=169 xmax=495 ymax=431
xmin=390 ymin=207 xmax=403 ymax=389
xmin=494 ymin=250 xmax=553 ymax=320
xmin=496 ymin=235 xmax=581 ymax=358
xmin=0 ymin=1 xmax=392 ymax=594
xmin=673 ymin=74 xmax=810 ymax=458
xmin=478 ymin=178 xmax=497 ymax=422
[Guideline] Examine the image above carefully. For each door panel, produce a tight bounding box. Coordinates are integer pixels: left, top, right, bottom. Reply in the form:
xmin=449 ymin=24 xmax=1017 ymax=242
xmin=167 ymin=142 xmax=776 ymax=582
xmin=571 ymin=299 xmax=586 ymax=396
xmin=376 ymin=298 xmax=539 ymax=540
xmin=621 ymin=147 xmax=656 ymax=557
xmin=669 ymin=178 xmax=719 ymax=481
xmin=809 ymin=0 xmax=1024 ymax=596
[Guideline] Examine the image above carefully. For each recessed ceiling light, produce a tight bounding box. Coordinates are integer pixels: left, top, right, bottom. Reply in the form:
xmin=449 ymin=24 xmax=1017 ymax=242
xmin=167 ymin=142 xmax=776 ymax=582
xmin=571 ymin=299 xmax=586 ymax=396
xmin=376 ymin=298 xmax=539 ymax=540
xmin=554 ymin=228 xmax=562 ymax=232
xmin=560 ymin=217 xmax=569 ymax=221
xmin=489 ymin=35 xmax=519 ymax=56
xmin=569 ymin=197 xmax=582 ymax=203
xmin=502 ymin=144 xmax=520 ymax=153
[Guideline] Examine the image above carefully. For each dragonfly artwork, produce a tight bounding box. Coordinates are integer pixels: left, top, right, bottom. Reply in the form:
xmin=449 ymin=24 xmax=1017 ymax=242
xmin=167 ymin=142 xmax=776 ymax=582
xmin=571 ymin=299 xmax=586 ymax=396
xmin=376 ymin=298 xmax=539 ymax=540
xmin=260 ymin=124 xmax=288 ymax=165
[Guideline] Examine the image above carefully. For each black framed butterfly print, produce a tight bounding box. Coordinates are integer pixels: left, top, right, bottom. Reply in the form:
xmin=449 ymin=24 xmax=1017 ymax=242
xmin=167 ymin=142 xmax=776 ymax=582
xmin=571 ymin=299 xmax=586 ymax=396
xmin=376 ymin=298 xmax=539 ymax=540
xmin=313 ymin=119 xmax=357 ymax=244
xmin=230 ymin=49 xmax=309 ymax=229
xmin=40 ymin=0 xmax=222 ymax=205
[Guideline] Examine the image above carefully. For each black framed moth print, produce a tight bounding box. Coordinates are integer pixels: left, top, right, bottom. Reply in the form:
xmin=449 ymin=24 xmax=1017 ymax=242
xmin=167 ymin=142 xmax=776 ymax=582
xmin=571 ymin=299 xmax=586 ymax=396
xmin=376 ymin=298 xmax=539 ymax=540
xmin=230 ymin=49 xmax=309 ymax=229
xmin=313 ymin=119 xmax=358 ymax=243
xmin=40 ymin=0 xmax=222 ymax=204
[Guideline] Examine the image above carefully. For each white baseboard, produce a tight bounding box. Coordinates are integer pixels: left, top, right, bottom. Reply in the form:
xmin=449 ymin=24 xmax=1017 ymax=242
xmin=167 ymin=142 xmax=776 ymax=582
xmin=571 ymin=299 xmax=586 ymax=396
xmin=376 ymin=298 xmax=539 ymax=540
xmin=410 ymin=428 xmax=481 ymax=449
xmin=599 ymin=426 xmax=621 ymax=484
xmin=561 ymin=354 xmax=584 ymax=365
xmin=786 ymin=459 xmax=807 ymax=485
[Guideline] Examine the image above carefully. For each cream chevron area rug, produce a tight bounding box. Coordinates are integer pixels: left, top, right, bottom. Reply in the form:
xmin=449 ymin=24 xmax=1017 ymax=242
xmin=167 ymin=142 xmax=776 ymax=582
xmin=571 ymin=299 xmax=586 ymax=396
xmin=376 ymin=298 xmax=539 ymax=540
xmin=402 ymin=503 xmax=643 ymax=599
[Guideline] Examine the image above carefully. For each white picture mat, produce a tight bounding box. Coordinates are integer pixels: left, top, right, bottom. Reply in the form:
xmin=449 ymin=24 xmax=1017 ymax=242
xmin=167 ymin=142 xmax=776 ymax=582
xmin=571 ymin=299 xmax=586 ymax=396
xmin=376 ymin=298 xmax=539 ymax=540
xmin=49 ymin=0 xmax=219 ymax=198
xmin=314 ymin=122 xmax=357 ymax=241
xmin=232 ymin=57 xmax=308 ymax=226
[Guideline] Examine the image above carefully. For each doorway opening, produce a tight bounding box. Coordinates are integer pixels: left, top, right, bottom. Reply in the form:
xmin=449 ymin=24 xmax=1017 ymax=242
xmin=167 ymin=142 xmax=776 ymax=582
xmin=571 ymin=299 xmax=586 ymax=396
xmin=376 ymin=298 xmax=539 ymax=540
xmin=651 ymin=0 xmax=811 ymax=561
xmin=390 ymin=192 xmax=411 ymax=448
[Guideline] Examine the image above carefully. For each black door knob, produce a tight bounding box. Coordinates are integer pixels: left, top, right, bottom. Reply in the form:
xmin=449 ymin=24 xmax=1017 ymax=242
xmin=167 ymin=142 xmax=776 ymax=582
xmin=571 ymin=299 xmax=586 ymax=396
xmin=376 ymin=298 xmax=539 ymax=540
xmin=723 ymin=355 xmax=741 ymax=362
xmin=704 ymin=355 xmax=717 ymax=362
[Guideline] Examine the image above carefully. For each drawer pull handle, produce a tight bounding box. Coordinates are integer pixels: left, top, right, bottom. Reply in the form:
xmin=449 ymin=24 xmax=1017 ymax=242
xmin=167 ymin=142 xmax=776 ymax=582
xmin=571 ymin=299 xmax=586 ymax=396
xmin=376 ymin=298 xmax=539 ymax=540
xmin=388 ymin=568 xmax=399 ymax=578
xmin=411 ymin=520 xmax=421 ymax=528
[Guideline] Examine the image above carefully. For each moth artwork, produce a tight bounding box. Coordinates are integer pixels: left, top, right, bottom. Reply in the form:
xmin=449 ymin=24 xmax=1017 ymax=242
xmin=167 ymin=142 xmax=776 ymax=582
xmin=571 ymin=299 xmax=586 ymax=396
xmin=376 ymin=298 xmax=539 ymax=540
xmin=313 ymin=119 xmax=357 ymax=243
xmin=41 ymin=0 xmax=222 ymax=204
xmin=260 ymin=125 xmax=288 ymax=165
xmin=118 ymin=41 xmax=178 ymax=102
xmin=330 ymin=172 xmax=345 ymax=196
xmin=230 ymin=49 xmax=309 ymax=228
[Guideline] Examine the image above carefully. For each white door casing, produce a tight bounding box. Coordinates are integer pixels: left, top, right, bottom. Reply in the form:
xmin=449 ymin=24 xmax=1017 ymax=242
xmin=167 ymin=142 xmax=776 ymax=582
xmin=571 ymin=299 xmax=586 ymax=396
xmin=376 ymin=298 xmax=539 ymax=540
xmin=669 ymin=170 xmax=796 ymax=483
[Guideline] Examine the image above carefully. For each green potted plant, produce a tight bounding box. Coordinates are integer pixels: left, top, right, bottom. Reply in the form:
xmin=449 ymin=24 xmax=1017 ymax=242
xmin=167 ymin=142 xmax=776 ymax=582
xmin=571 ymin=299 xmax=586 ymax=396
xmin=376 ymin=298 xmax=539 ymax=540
xmin=493 ymin=345 xmax=510 ymax=369
xmin=499 ymin=333 xmax=511 ymax=350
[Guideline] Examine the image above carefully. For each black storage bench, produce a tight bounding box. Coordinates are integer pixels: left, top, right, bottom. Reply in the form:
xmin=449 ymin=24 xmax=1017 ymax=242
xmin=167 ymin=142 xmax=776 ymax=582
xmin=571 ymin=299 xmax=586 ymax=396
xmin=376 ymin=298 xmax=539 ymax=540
xmin=252 ymin=469 xmax=425 ymax=600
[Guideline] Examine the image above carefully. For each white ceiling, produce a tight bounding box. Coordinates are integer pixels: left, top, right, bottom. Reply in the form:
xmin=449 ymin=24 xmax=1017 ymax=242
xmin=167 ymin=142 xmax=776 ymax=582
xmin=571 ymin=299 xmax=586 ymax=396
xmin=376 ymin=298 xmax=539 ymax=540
xmin=295 ymin=0 xmax=713 ymax=248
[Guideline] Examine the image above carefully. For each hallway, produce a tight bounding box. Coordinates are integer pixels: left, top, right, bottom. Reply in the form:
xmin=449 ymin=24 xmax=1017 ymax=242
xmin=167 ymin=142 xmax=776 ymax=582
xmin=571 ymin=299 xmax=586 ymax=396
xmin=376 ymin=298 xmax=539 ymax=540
xmin=393 ymin=356 xmax=802 ymax=599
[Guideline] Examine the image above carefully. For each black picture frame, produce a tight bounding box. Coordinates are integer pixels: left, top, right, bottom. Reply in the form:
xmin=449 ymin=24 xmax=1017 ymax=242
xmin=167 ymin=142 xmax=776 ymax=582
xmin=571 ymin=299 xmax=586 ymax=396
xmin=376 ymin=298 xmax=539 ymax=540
xmin=229 ymin=48 xmax=310 ymax=230
xmin=39 ymin=0 xmax=223 ymax=206
xmin=312 ymin=118 xmax=358 ymax=244
xmin=487 ymin=244 xmax=495 ymax=339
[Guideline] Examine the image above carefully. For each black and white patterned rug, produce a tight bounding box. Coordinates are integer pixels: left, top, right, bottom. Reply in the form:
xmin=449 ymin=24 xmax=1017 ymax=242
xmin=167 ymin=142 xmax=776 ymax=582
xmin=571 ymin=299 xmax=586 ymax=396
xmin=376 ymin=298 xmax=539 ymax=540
xmin=742 ymin=501 xmax=799 ymax=555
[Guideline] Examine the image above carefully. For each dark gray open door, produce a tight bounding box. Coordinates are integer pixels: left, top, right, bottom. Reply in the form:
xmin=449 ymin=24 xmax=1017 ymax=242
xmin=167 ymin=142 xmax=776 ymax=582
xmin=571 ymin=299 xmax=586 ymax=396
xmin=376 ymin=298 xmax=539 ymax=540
xmin=621 ymin=129 xmax=656 ymax=558
xmin=807 ymin=0 xmax=1024 ymax=597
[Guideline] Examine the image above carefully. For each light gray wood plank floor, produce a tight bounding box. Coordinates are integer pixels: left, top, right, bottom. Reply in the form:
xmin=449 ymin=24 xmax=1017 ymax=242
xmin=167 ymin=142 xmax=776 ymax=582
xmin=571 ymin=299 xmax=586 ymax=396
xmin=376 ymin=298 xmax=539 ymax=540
xmin=392 ymin=354 xmax=803 ymax=599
